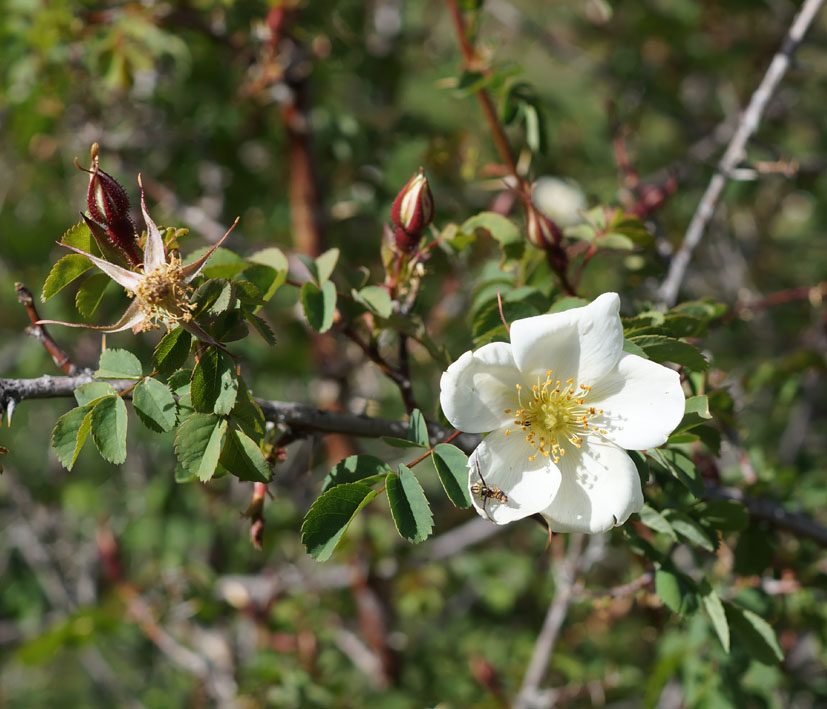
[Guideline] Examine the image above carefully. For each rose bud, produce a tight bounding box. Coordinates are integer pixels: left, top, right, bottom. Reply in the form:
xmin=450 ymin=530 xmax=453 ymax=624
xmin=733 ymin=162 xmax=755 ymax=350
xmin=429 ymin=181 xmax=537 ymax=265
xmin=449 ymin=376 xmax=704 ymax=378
xmin=79 ymin=143 xmax=142 ymax=267
xmin=390 ymin=168 xmax=434 ymax=238
xmin=524 ymin=200 xmax=562 ymax=250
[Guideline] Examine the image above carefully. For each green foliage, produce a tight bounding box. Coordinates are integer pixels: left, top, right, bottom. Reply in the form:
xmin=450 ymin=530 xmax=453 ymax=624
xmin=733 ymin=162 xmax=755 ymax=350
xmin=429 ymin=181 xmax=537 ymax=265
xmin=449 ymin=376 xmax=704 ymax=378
xmin=219 ymin=427 xmax=270 ymax=483
xmin=174 ymin=413 xmax=227 ymax=482
xmin=132 ymin=377 xmax=177 ymax=433
xmin=153 ymin=327 xmax=193 ymax=377
xmin=386 ymin=465 xmax=434 ymax=544
xmin=432 ymin=443 xmax=472 ymax=508
xmin=301 ymin=482 xmax=378 ymax=561
xmin=300 ymin=280 xmax=337 ymax=333
xmin=190 ymin=347 xmax=238 ymax=415
xmin=322 ymin=454 xmax=394 ymax=492
xmin=1 ymin=2 xmax=822 ymax=706
xmin=89 ymin=395 xmax=128 ymax=464
xmin=41 ymin=254 xmax=93 ymax=302
xmin=95 ymin=348 xmax=142 ymax=380
xmin=74 ymin=273 xmax=110 ymax=318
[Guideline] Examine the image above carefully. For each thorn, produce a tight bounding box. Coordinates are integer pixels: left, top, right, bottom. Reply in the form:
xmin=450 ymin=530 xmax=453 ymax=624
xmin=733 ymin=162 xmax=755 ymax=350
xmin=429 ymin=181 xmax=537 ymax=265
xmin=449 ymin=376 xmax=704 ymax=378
xmin=496 ymin=288 xmax=510 ymax=334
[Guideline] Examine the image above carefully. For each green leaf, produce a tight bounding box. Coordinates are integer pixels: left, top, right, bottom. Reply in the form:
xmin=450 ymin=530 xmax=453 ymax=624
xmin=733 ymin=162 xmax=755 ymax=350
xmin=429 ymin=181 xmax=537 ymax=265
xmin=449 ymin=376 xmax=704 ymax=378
xmin=628 ymin=449 xmax=650 ymax=486
xmin=386 ymin=465 xmax=433 ymax=543
xmin=432 ymin=443 xmax=472 ymax=508
xmin=726 ymin=603 xmax=783 ymax=664
xmin=133 ymin=378 xmax=177 ymax=433
xmin=628 ymin=335 xmax=709 ymax=371
xmin=472 ymin=298 xmax=541 ymax=346
xmin=153 ymin=327 xmax=193 ymax=378
xmin=322 ymin=454 xmax=394 ymax=492
xmin=461 ymin=212 xmax=523 ymax=262
xmin=655 ymin=567 xmax=698 ymax=615
xmin=315 ymin=248 xmax=340 ymax=284
xmin=548 ymin=297 xmax=590 ymax=313
xmin=185 ymin=246 xmax=247 ymax=280
xmin=41 ymin=254 xmax=94 ymax=302
xmin=174 ymin=413 xmax=228 ymax=482
xmin=663 ymin=510 xmax=716 ymax=552
xmin=301 ymin=482 xmax=378 ymax=561
xmin=74 ymin=381 xmax=117 ymax=407
xmin=75 ymin=273 xmax=111 ymax=318
xmin=297 ymin=247 xmax=339 ymax=285
xmin=191 ymin=347 xmax=238 ymax=415
xmin=230 ymin=379 xmax=266 ymax=439
xmin=638 ymin=504 xmax=677 ymax=541
xmin=352 ymin=286 xmax=393 ymax=318
xmin=244 ymin=311 xmax=277 ymax=345
xmin=52 ymin=406 xmax=94 ymax=470
xmin=96 ymin=348 xmax=143 ymax=380
xmin=407 ymin=409 xmax=429 ymax=447
xmin=90 ymin=396 xmax=128 ymax=464
xmin=191 ymin=279 xmax=234 ymax=317
xmin=61 ymin=221 xmax=94 ymax=251
xmin=219 ymin=428 xmax=270 ymax=482
xmin=696 ymin=500 xmax=749 ymax=532
xmin=247 ymin=246 xmax=289 ymax=272
xmin=381 ymin=436 xmax=428 ymax=450
xmin=700 ymin=581 xmax=730 ymax=652
xmin=677 ymin=395 xmax=713 ymax=432
xmin=622 ymin=338 xmax=649 ymax=359
xmin=246 ymin=247 xmax=289 ymax=303
xmin=650 ymin=448 xmax=706 ymax=498
xmin=301 ymin=280 xmax=337 ymax=333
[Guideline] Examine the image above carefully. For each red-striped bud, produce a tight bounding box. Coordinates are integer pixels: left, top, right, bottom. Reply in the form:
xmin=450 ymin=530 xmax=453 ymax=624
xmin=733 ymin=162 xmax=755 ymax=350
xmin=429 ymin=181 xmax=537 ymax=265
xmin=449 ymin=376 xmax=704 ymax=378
xmin=390 ymin=168 xmax=434 ymax=243
xmin=79 ymin=143 xmax=141 ymax=267
xmin=524 ymin=201 xmax=562 ymax=250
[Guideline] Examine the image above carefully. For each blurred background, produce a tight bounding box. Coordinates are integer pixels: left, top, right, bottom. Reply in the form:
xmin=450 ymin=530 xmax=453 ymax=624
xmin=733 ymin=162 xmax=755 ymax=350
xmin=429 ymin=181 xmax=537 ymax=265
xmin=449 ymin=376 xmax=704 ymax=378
xmin=1 ymin=1 xmax=826 ymax=706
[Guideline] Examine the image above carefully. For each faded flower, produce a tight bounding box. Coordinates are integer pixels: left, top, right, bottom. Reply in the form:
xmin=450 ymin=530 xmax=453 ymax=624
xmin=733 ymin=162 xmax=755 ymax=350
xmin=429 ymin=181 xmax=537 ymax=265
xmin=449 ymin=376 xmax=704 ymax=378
xmin=39 ymin=177 xmax=237 ymax=346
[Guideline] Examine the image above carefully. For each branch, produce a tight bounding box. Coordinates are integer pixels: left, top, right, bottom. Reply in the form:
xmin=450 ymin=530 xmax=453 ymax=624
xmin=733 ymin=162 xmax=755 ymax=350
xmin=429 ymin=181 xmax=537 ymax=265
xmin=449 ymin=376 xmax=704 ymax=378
xmin=15 ymin=283 xmax=77 ymax=375
xmin=707 ymin=485 xmax=827 ymax=547
xmin=0 ymin=372 xmax=477 ymax=449
xmin=5 ymin=374 xmax=827 ymax=547
xmin=444 ymin=0 xmax=520 ymax=182
xmin=657 ymin=0 xmax=826 ymax=306
xmin=514 ymin=534 xmax=586 ymax=709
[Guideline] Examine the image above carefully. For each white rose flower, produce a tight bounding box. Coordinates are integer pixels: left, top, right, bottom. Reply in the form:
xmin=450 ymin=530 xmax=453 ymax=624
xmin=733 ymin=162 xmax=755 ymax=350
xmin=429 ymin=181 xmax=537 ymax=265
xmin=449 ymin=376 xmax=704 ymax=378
xmin=439 ymin=293 xmax=685 ymax=533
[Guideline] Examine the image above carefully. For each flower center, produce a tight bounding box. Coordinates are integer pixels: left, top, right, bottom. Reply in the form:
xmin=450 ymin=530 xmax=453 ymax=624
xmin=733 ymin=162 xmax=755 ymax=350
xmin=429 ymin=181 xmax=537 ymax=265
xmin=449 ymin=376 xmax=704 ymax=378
xmin=504 ymin=369 xmax=606 ymax=464
xmin=131 ymin=255 xmax=195 ymax=331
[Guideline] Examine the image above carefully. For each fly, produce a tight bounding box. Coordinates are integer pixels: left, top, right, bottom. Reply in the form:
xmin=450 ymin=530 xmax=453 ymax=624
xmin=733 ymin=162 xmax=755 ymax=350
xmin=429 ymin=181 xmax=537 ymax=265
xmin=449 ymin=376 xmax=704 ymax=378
xmin=470 ymin=453 xmax=508 ymax=521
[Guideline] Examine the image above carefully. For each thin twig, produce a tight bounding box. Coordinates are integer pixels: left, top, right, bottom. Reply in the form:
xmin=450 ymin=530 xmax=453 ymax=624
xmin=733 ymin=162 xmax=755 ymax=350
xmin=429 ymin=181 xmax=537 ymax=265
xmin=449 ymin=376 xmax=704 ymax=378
xmin=574 ymin=571 xmax=654 ymax=600
xmin=341 ymin=324 xmax=419 ymax=412
xmin=514 ymin=534 xmax=586 ymax=709
xmin=658 ymin=0 xmax=826 ymax=306
xmin=444 ymin=0 xmax=520 ymax=182
xmin=15 ymin=283 xmax=77 ymax=375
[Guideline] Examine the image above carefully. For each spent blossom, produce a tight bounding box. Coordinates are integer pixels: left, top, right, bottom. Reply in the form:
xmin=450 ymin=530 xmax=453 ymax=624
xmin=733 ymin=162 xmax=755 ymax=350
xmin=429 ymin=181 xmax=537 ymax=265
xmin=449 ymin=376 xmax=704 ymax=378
xmin=439 ymin=293 xmax=685 ymax=533
xmin=38 ymin=176 xmax=237 ymax=346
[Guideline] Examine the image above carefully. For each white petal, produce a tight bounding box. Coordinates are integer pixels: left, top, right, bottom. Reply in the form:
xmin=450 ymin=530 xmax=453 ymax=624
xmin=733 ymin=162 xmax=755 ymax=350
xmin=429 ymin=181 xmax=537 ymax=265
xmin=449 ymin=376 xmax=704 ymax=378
xmin=540 ymin=437 xmax=643 ymax=534
xmin=37 ymin=300 xmax=145 ymax=333
xmin=181 ymin=217 xmax=240 ymax=283
xmin=588 ymin=353 xmax=685 ymax=450
xmin=61 ymin=243 xmax=142 ymax=292
xmin=510 ymin=292 xmax=623 ymax=384
xmin=469 ymin=427 xmax=561 ymax=525
xmin=439 ymin=342 xmax=522 ymax=433
xmin=139 ymin=177 xmax=166 ymax=272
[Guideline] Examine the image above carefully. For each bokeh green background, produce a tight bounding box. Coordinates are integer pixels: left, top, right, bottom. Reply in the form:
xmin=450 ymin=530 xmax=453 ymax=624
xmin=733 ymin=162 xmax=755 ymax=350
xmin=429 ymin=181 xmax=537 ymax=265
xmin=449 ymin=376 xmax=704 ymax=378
xmin=1 ymin=1 xmax=825 ymax=706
